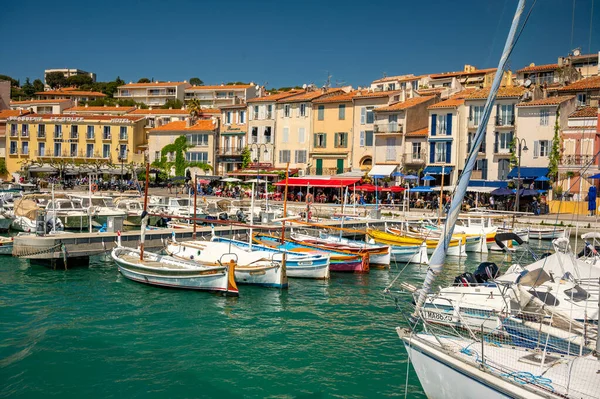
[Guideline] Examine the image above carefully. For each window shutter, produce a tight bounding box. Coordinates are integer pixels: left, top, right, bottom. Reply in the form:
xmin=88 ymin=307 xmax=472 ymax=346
xmin=446 ymin=113 xmax=452 ymax=135
xmin=360 ymin=107 xmax=366 ymax=124
xmin=323 ymin=134 xmax=327 ymax=148
xmin=482 ymin=159 xmax=488 ymax=180
xmin=366 ymin=131 xmax=373 ymax=146
xmin=360 ymin=131 xmax=365 ymax=147
xmin=496 ymin=104 xmax=500 ymax=124
xmin=509 ymin=131 xmax=514 ymax=145
xmin=431 ymin=114 xmax=437 ymax=136
xmin=469 ymin=106 xmax=473 ymax=121
xmin=494 ymin=131 xmax=499 ymax=145
xmin=313 ymin=134 xmax=317 ymax=147
xmin=446 ymin=141 xmax=452 ymax=163
xmin=467 ymin=133 xmax=472 ymax=153
xmin=430 ymin=143 xmax=435 ymax=163
xmin=533 ymin=141 xmax=539 ymax=157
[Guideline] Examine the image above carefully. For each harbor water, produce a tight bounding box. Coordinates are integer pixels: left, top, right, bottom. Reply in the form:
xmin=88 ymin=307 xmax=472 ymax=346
xmin=0 ymin=238 xmax=554 ymax=398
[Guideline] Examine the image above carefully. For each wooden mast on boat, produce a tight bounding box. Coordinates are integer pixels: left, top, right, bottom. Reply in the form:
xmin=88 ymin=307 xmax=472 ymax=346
xmin=139 ymin=162 xmax=150 ymax=261
xmin=193 ymin=174 xmax=198 ymax=239
xmin=280 ymin=162 xmax=290 ymax=243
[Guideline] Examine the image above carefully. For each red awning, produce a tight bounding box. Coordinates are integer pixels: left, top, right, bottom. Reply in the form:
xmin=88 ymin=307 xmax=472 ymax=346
xmin=274 ymin=177 xmax=361 ymax=188
xmin=351 ymin=184 xmax=405 ymax=192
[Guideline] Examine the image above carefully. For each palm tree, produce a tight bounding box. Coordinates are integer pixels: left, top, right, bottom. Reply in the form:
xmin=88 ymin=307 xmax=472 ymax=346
xmin=187 ymin=98 xmax=202 ymax=122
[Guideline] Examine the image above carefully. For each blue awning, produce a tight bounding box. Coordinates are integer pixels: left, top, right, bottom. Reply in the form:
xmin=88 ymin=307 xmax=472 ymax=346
xmin=409 ymin=186 xmax=433 ymax=193
xmin=507 ymin=167 xmax=548 ymax=179
xmin=468 ymin=180 xmax=508 ymax=188
xmin=423 ymin=166 xmax=454 ymax=175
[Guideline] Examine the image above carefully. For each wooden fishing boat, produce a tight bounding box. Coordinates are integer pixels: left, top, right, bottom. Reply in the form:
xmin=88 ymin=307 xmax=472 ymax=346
xmin=112 ymin=245 xmax=238 ymax=296
xmin=529 ymin=227 xmax=565 ymax=240
xmin=378 ymin=227 xmax=466 ymax=256
xmin=212 ymin=237 xmax=330 ymax=279
xmin=0 ymin=236 xmax=13 ymax=255
xmin=166 ymin=239 xmax=288 ymax=288
xmin=366 ymin=229 xmax=429 ymax=264
xmin=253 ymin=233 xmax=369 ymax=273
xmin=290 ymin=231 xmax=391 ymax=267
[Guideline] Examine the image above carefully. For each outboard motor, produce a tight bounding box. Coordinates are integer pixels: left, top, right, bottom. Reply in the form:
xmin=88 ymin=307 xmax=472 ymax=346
xmin=453 ymin=272 xmax=477 ymax=287
xmin=473 ymin=262 xmax=499 ymax=283
xmin=218 ymin=212 xmax=228 ymax=221
xmin=36 ymin=211 xmax=46 ymax=236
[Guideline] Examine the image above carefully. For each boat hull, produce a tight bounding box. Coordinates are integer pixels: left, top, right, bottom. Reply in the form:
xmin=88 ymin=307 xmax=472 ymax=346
xmin=389 ymin=244 xmax=429 ymax=265
xmin=234 ymin=264 xmax=288 ymax=288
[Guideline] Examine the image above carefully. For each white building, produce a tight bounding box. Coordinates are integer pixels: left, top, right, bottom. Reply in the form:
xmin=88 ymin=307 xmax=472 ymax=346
xmin=10 ymin=99 xmax=73 ymax=114
xmin=184 ymin=84 xmax=259 ymax=108
xmin=44 ymin=68 xmax=96 ymax=89
xmin=115 ymin=81 xmax=191 ymax=106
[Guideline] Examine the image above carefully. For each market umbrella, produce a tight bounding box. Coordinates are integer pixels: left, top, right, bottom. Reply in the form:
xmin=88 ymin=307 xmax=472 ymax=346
xmin=490 ymin=187 xmax=513 ymax=196
xmin=422 ymin=175 xmax=435 ymax=181
xmin=220 ymin=177 xmax=242 ymax=182
xmin=388 ymin=186 xmax=406 ymax=192
xmin=392 ymin=172 xmax=404 ymax=177
xmin=198 ymin=179 xmax=210 ymax=184
xmin=516 ymin=188 xmax=539 ymax=197
xmin=245 ymin=178 xmax=264 ymax=184
xmin=590 ymin=173 xmax=600 ymax=179
xmin=588 ymin=186 xmax=596 ymax=213
xmin=534 ymin=176 xmax=550 ymax=182
xmin=403 ymin=175 xmax=418 ymax=180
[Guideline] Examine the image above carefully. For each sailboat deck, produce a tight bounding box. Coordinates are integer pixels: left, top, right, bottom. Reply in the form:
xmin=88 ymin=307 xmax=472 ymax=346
xmin=120 ymin=253 xmax=190 ymax=270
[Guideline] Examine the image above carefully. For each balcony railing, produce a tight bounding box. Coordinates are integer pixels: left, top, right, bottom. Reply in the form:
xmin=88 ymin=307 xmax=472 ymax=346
xmin=218 ymin=147 xmax=243 ymax=156
xmin=493 ymin=143 xmax=511 ymax=155
xmin=71 ymin=132 xmax=79 ymax=139
xmin=467 ymin=143 xmax=486 ymax=154
xmin=119 ymin=134 xmax=128 ymax=141
xmin=35 ymin=150 xmax=109 ymax=159
xmin=21 ymin=131 xmax=30 ymax=138
xmin=308 ymin=167 xmax=352 ymax=176
xmin=10 ymin=130 xmax=18 ymax=137
xmin=561 ymin=154 xmax=595 ymax=166
xmin=38 ymin=132 xmax=46 ymax=139
xmin=495 ymin=115 xmax=515 ymax=127
xmin=54 ymin=133 xmax=63 ymax=139
xmin=103 ymin=134 xmax=112 ymax=140
xmin=374 ymin=123 xmax=403 ymax=133
xmin=87 ymin=134 xmax=95 ymax=140
xmin=403 ymin=152 xmax=426 ymax=164
xmin=468 ymin=119 xmax=481 ymax=128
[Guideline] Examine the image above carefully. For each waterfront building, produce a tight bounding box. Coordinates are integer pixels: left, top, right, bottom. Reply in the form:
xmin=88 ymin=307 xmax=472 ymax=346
xmin=274 ymin=88 xmax=342 ymax=172
xmin=185 ymin=84 xmax=259 ymax=108
xmin=34 ymin=89 xmax=106 ymax=105
xmin=351 ymin=89 xmax=403 ymax=172
xmin=373 ymin=96 xmax=438 ymax=177
xmin=218 ymin=103 xmax=247 ymax=174
xmin=558 ymin=106 xmax=599 ymax=197
xmin=44 ymin=68 xmax=96 ymax=88
xmin=549 ymin=75 xmax=600 ymax=107
xmin=147 ymin=119 xmax=219 ymax=173
xmin=0 ymin=110 xmax=31 ymax=160
xmin=115 ymin=82 xmax=191 ymax=106
xmin=369 ymin=74 xmax=428 ymax=93
xmin=64 ymin=105 xmax=136 ymax=116
xmin=428 ymin=65 xmax=512 ymax=90
xmin=246 ymin=91 xmax=301 ymax=166
xmin=310 ymin=91 xmax=355 ymax=175
xmin=10 ymin=99 xmax=73 ymax=114
xmin=5 ymin=114 xmax=147 ymax=176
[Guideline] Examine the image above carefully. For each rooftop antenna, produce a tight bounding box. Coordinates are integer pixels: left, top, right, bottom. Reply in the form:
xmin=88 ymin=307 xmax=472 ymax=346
xmin=302 ymin=83 xmax=307 ymax=90
xmin=323 ymin=72 xmax=332 ymax=90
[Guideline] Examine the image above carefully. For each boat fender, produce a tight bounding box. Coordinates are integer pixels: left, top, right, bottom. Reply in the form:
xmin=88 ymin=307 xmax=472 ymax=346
xmin=91 ymin=183 xmax=98 ymax=193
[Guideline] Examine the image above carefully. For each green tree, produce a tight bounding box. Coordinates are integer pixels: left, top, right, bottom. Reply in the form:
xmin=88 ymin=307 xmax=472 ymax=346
xmin=152 ymin=136 xmax=212 ymax=177
xmin=161 ymin=99 xmax=183 ymax=109
xmin=0 ymin=158 xmax=8 ymax=177
xmin=137 ymin=78 xmax=151 ymax=83
xmin=32 ymin=79 xmax=44 ymax=93
xmin=187 ymin=98 xmax=202 ymax=119
xmin=22 ymin=78 xmax=35 ymax=98
xmin=189 ymin=77 xmax=203 ymax=86
xmin=0 ymin=74 xmax=19 ymax=86
xmin=45 ymin=71 xmax=67 ymax=89
xmin=548 ymin=109 xmax=561 ymax=182
xmin=241 ymin=146 xmax=251 ymax=169
xmin=66 ymin=74 xmax=94 ymax=87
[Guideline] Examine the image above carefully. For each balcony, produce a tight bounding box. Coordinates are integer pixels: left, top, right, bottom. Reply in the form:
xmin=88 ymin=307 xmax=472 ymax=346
xmin=86 ymin=134 xmax=95 ymax=140
xmin=403 ymin=151 xmax=426 ymax=164
xmin=308 ymin=167 xmax=352 ymax=176
xmin=495 ymin=115 xmax=515 ymax=127
xmin=217 ymin=147 xmax=243 ymax=156
xmin=468 ymin=119 xmax=481 ymax=129
xmin=10 ymin=130 xmax=18 ymax=138
xmin=70 ymin=132 xmax=79 ymax=139
xmin=466 ymin=143 xmax=486 ymax=155
xmin=103 ymin=134 xmax=112 ymax=141
xmin=38 ymin=132 xmax=46 ymax=139
xmin=35 ymin=150 xmax=108 ymax=159
xmin=21 ymin=130 xmax=30 ymax=138
xmin=374 ymin=123 xmax=403 ymax=134
xmin=119 ymin=134 xmax=128 ymax=141
xmin=493 ymin=143 xmax=511 ymax=155
xmin=561 ymin=154 xmax=595 ymax=166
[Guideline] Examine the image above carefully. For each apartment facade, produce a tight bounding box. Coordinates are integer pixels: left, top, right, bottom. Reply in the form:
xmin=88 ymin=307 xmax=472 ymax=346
xmin=35 ymin=89 xmax=106 ymax=105
xmin=0 ymin=110 xmax=31 ymax=160
xmin=218 ymin=104 xmax=248 ymax=174
xmin=115 ymin=82 xmax=191 ymax=106
xmin=5 ymin=114 xmax=146 ymax=175
xmin=370 ymin=74 xmax=428 ymax=92
xmin=148 ymin=119 xmax=219 ymax=173
xmin=10 ymin=99 xmax=73 ymax=114
xmin=64 ymin=105 xmax=136 ymax=116
xmin=551 ymin=76 xmax=600 ymax=108
xmin=44 ymin=68 xmax=96 ymax=88
xmin=428 ymin=65 xmax=512 ymax=90
xmin=373 ymin=96 xmax=438 ymax=175
xmin=185 ymin=84 xmax=259 ymax=108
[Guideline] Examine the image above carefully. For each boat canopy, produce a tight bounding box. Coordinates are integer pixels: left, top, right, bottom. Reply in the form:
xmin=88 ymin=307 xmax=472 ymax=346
xmin=274 ymin=177 xmax=361 ymax=188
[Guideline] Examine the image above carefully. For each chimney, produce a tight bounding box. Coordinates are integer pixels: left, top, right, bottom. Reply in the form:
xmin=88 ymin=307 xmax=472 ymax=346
xmin=400 ymin=88 xmax=406 ymax=102
xmin=185 ymin=117 xmax=191 ymax=128
xmin=85 ymin=103 xmax=89 ymax=108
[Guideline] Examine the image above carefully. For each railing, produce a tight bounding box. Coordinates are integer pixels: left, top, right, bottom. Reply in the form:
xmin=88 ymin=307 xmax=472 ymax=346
xmin=103 ymin=134 xmax=112 ymax=140
xmin=38 ymin=132 xmax=46 ymax=139
xmin=9 ymin=148 xmax=18 ymax=155
xmin=266 ymin=112 xmax=273 ymax=119
xmin=10 ymin=130 xmax=18 ymax=137
xmin=21 ymin=130 xmax=29 ymax=138
xmin=468 ymin=119 xmax=481 ymax=128
xmin=218 ymin=147 xmax=243 ymax=156
xmin=70 ymin=132 xmax=79 ymax=139
xmin=495 ymin=115 xmax=515 ymax=127
xmin=54 ymin=133 xmax=62 ymax=139
xmin=493 ymin=143 xmax=511 ymax=155
xmin=35 ymin=150 xmax=109 ymax=159
xmin=374 ymin=123 xmax=403 ymax=133
xmin=467 ymin=143 xmax=486 ymax=154
xmin=119 ymin=134 xmax=128 ymax=141
xmin=308 ymin=167 xmax=352 ymax=176
xmin=561 ymin=154 xmax=595 ymax=166
xmin=403 ymin=152 xmax=426 ymax=164
xmin=86 ymin=134 xmax=95 ymax=140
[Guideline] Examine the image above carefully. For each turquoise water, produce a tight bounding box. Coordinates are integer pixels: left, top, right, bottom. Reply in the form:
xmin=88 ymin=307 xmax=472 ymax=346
xmin=0 ymin=240 xmax=553 ymax=398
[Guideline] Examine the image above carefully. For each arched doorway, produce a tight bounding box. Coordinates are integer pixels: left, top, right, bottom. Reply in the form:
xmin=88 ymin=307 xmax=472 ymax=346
xmin=360 ymin=156 xmax=372 ymax=171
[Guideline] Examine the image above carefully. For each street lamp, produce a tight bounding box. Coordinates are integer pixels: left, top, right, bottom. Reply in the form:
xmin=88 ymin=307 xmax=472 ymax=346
xmin=115 ymin=145 xmax=129 ymax=185
xmin=514 ymin=138 xmax=528 ymax=214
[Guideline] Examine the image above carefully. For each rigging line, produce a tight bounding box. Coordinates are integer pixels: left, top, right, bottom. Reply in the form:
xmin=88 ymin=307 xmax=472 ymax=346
xmin=589 ymin=0 xmax=595 ymax=54
xmin=571 ymin=0 xmax=576 ymax=50
xmin=484 ymin=0 xmax=510 ymax=68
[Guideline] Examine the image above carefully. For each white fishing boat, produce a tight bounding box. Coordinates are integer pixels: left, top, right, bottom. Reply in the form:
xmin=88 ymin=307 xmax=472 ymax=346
xmin=114 ymin=198 xmax=161 ymax=226
xmin=11 ymin=194 xmax=64 ymax=233
xmin=528 ymin=227 xmax=566 ymax=240
xmin=112 ymin=245 xmax=238 ymax=295
xmin=69 ymin=195 xmax=126 ymax=225
xmin=166 ymin=239 xmax=287 ymax=288
xmin=0 ymin=236 xmax=13 ymax=255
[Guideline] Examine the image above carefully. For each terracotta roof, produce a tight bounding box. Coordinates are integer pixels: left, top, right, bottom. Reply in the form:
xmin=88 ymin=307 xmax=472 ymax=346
xmin=118 ymin=82 xmax=189 ymax=88
xmin=7 ymin=113 xmax=144 ymax=122
xmin=150 ymin=120 xmax=216 ymax=132
xmin=427 ymin=89 xmax=477 ymax=109
xmin=353 ymin=90 xmax=402 ymax=99
xmin=11 ymin=99 xmax=72 ymax=104
xmin=557 ymin=76 xmax=600 ymax=92
xmin=0 ymin=110 xmax=31 ymax=119
xmin=247 ymin=91 xmax=303 ymax=103
xmin=466 ymin=86 xmax=526 ymax=99
xmin=312 ymin=91 xmax=355 ymax=104
xmin=278 ymin=89 xmax=343 ymax=103
xmin=516 ymin=95 xmax=575 ymax=107
xmin=219 ymin=103 xmax=247 ymax=109
xmin=36 ymin=89 xmax=106 ymax=97
xmin=372 ymin=75 xmax=423 ymax=84
xmin=128 ymin=108 xmax=190 ymax=115
xmin=375 ymin=96 xmax=435 ymax=112
xmin=185 ymin=84 xmax=254 ymax=91
xmin=64 ymin=106 xmax=136 ymax=112
xmin=405 ymin=127 xmax=428 ymax=137
xmin=417 ymin=88 xmax=444 ymax=96
xmin=429 ymin=68 xmax=496 ymax=80
xmin=516 ymin=63 xmax=559 ymax=73
xmin=569 ymin=106 xmax=598 ymax=118
xmin=200 ymin=108 xmax=221 ymax=114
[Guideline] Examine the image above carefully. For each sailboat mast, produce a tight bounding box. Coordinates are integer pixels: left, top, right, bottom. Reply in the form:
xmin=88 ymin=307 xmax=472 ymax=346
xmin=412 ymin=0 xmax=526 ymax=321
xmin=140 ymin=162 xmax=150 ymax=261
xmin=280 ymin=162 xmax=290 ymax=244
xmin=193 ymin=174 xmax=197 ymax=239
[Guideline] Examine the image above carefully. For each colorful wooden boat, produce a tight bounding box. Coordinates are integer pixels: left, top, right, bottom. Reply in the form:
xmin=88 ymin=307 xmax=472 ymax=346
xmin=378 ymin=228 xmax=466 ymax=256
xmin=253 ymin=233 xmax=369 ymax=273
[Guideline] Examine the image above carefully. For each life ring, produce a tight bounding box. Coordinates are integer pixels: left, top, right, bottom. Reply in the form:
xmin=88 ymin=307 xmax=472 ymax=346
xmin=91 ymin=183 xmax=98 ymax=193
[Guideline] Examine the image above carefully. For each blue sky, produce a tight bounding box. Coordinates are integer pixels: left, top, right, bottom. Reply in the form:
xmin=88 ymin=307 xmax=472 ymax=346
xmin=1 ymin=0 xmax=598 ymax=88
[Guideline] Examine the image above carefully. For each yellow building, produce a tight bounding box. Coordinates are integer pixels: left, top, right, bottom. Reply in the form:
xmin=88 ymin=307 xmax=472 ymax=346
xmin=311 ymin=91 xmax=355 ymax=175
xmin=5 ymin=114 xmax=147 ymax=176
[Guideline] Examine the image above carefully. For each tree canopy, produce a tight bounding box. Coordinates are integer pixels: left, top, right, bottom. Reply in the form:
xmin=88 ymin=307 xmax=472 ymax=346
xmin=189 ymin=77 xmax=203 ymax=86
xmin=22 ymin=78 xmax=36 ymax=98
xmin=45 ymin=71 xmax=67 ymax=89
xmin=152 ymin=135 xmax=212 ymax=177
xmin=32 ymin=79 xmax=44 ymax=92
xmin=0 ymin=74 xmax=19 ymax=87
xmin=161 ymin=99 xmax=184 ymax=109
xmin=66 ymin=74 xmax=94 ymax=87
xmin=137 ymin=78 xmax=151 ymax=83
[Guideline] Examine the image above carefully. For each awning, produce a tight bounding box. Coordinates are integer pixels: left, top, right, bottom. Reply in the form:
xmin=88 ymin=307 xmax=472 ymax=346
xmin=28 ymin=166 xmax=57 ymax=173
xmin=423 ymin=166 xmax=454 ymax=175
xmin=274 ymin=177 xmax=361 ymax=188
xmin=368 ymin=165 xmax=397 ymax=177
xmin=409 ymin=186 xmax=433 ymax=193
xmin=468 ymin=180 xmax=508 ymax=188
xmin=507 ymin=167 xmax=548 ymax=179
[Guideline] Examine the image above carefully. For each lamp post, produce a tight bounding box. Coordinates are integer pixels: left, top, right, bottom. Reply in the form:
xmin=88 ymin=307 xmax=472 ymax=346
xmin=115 ymin=145 xmax=129 ymax=186
xmin=250 ymin=143 xmax=271 ymax=207
xmin=514 ymin=138 xmax=528 ymax=214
